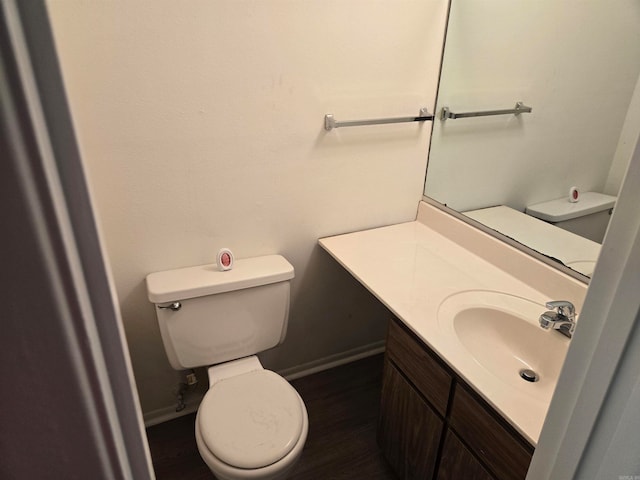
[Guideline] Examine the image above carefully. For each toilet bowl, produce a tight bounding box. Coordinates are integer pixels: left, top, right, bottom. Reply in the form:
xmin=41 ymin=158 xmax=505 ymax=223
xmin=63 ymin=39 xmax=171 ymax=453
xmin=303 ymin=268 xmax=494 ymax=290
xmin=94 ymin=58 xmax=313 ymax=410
xmin=194 ymin=356 xmax=308 ymax=480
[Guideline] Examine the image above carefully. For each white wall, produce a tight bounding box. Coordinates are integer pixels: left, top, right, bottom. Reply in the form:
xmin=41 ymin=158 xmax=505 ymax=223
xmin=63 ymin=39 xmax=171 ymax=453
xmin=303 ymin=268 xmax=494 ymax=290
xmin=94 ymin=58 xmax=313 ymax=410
xmin=606 ymin=72 xmax=640 ymax=195
xmin=424 ymin=0 xmax=640 ymax=212
xmin=46 ymin=0 xmax=448 ymax=419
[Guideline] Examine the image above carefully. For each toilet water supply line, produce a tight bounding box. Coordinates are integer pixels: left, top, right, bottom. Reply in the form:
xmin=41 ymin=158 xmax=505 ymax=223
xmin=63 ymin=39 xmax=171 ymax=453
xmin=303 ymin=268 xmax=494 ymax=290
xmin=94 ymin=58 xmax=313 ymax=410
xmin=176 ymin=369 xmax=198 ymax=412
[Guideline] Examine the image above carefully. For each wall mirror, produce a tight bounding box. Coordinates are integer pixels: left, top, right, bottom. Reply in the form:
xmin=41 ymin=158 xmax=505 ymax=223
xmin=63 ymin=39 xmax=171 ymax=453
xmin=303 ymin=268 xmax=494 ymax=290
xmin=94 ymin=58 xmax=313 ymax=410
xmin=423 ymin=0 xmax=640 ymax=279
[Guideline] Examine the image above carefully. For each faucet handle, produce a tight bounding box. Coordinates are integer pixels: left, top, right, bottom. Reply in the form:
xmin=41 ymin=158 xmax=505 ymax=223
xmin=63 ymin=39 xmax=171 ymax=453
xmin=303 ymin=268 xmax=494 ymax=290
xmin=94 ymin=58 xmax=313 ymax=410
xmin=539 ymin=312 xmax=555 ymax=329
xmin=545 ymin=300 xmax=575 ymax=319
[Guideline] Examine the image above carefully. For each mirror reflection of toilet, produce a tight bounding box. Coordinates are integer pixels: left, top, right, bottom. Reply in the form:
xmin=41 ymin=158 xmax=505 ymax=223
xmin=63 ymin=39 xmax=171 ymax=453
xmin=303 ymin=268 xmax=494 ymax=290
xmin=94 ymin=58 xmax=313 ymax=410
xmin=526 ymin=192 xmax=616 ymax=243
xmin=146 ymin=255 xmax=308 ymax=480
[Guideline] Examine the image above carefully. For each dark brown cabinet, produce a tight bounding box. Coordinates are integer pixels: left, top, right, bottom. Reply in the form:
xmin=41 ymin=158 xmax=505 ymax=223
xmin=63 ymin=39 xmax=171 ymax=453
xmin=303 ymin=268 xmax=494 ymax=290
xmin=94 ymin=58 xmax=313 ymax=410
xmin=379 ymin=318 xmax=534 ymax=480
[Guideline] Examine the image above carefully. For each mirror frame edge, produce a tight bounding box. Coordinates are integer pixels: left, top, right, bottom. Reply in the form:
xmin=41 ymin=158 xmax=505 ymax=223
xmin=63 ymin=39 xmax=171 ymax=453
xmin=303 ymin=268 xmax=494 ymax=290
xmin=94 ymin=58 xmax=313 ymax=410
xmin=421 ymin=195 xmax=590 ymax=285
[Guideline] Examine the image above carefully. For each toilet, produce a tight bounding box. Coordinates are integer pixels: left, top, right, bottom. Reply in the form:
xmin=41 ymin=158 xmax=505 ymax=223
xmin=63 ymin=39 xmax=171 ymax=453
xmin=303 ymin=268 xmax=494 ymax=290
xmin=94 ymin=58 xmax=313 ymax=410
xmin=146 ymin=255 xmax=308 ymax=480
xmin=525 ymin=191 xmax=616 ymax=243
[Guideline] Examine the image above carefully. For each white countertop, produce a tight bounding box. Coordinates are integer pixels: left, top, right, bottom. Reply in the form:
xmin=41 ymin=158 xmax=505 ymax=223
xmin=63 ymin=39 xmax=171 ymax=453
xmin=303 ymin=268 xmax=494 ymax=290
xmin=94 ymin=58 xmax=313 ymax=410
xmin=319 ymin=201 xmax=587 ymax=446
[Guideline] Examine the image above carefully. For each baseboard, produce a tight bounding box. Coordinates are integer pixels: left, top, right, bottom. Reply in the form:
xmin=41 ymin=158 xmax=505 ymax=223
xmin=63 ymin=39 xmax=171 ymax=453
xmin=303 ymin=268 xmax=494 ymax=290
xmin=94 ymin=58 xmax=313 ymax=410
xmin=143 ymin=391 xmax=205 ymax=428
xmin=279 ymin=341 xmax=386 ymax=381
xmin=143 ymin=341 xmax=386 ymax=427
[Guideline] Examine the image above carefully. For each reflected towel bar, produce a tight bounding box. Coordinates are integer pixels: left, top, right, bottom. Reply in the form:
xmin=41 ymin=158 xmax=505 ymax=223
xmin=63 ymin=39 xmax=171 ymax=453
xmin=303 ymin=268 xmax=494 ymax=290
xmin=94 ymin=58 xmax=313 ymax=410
xmin=440 ymin=102 xmax=532 ymax=121
xmin=324 ymin=107 xmax=433 ymax=131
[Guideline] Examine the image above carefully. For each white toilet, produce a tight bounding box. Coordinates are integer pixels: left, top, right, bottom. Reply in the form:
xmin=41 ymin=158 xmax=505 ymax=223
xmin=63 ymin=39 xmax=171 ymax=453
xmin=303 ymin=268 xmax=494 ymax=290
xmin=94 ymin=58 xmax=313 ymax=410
xmin=146 ymin=255 xmax=308 ymax=480
xmin=526 ymin=191 xmax=616 ymax=243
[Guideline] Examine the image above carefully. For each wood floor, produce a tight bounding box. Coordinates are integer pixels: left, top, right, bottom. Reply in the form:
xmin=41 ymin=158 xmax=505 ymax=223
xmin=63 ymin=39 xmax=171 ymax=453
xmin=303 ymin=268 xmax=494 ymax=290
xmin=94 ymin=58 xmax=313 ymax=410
xmin=146 ymin=354 xmax=398 ymax=480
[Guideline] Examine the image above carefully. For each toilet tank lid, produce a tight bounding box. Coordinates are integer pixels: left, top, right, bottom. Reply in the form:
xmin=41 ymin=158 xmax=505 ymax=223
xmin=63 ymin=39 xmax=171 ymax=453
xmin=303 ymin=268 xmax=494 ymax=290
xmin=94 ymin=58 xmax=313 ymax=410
xmin=146 ymin=255 xmax=294 ymax=303
xmin=525 ymin=192 xmax=616 ymax=222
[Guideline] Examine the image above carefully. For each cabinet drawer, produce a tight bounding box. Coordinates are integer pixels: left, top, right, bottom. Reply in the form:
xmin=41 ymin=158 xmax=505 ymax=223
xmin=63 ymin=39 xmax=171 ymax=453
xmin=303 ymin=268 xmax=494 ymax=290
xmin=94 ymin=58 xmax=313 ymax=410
xmin=449 ymin=385 xmax=533 ymax=480
xmin=386 ymin=319 xmax=452 ymax=416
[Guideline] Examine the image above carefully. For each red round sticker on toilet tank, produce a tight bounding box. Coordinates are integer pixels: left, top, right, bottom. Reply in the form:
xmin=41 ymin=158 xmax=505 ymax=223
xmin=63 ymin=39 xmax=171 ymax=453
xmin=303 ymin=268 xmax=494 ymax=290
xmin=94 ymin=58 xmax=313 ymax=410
xmin=217 ymin=248 xmax=234 ymax=271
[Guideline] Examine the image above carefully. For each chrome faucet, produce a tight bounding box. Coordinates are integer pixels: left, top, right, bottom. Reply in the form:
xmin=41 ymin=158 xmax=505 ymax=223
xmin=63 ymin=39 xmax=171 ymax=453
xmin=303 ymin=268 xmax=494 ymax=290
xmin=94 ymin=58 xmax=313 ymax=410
xmin=539 ymin=300 xmax=576 ymax=338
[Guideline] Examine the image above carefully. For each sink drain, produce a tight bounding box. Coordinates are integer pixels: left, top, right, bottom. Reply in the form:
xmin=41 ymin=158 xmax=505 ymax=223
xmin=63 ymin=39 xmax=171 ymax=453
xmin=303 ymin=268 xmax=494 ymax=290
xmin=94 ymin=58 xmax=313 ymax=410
xmin=519 ymin=369 xmax=539 ymax=383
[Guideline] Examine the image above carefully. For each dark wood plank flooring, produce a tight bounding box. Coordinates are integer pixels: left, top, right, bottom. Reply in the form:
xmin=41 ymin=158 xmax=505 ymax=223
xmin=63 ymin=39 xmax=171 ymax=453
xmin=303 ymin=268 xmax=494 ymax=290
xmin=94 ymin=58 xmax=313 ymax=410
xmin=146 ymin=354 xmax=398 ymax=480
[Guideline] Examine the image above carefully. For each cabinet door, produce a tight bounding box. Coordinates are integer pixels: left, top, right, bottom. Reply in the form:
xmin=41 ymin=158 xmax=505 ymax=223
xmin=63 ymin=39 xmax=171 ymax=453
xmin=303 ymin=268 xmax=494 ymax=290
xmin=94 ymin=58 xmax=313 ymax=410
xmin=437 ymin=430 xmax=494 ymax=480
xmin=378 ymin=361 xmax=444 ymax=480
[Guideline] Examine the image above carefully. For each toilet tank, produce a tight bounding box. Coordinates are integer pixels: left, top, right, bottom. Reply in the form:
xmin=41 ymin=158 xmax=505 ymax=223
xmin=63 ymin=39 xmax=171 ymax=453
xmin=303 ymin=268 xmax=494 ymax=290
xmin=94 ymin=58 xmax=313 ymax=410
xmin=525 ymin=192 xmax=616 ymax=243
xmin=146 ymin=255 xmax=294 ymax=370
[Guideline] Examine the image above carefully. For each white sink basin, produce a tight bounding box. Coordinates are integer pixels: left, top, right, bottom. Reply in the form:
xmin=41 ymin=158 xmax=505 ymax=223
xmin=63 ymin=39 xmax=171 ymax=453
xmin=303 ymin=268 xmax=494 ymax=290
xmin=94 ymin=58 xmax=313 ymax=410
xmin=438 ymin=291 xmax=570 ymax=403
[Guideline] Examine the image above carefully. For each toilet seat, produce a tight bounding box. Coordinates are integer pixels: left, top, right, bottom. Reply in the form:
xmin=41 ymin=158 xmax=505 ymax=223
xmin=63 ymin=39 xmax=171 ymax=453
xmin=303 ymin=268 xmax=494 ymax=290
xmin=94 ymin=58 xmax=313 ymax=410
xmin=198 ymin=369 xmax=304 ymax=469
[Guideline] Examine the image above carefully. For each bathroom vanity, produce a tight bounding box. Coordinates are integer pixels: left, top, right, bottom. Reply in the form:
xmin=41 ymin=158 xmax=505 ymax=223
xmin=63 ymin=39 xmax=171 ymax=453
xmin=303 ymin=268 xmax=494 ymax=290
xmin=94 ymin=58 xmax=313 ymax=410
xmin=319 ymin=201 xmax=587 ymax=480
xmin=380 ymin=317 xmax=532 ymax=480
